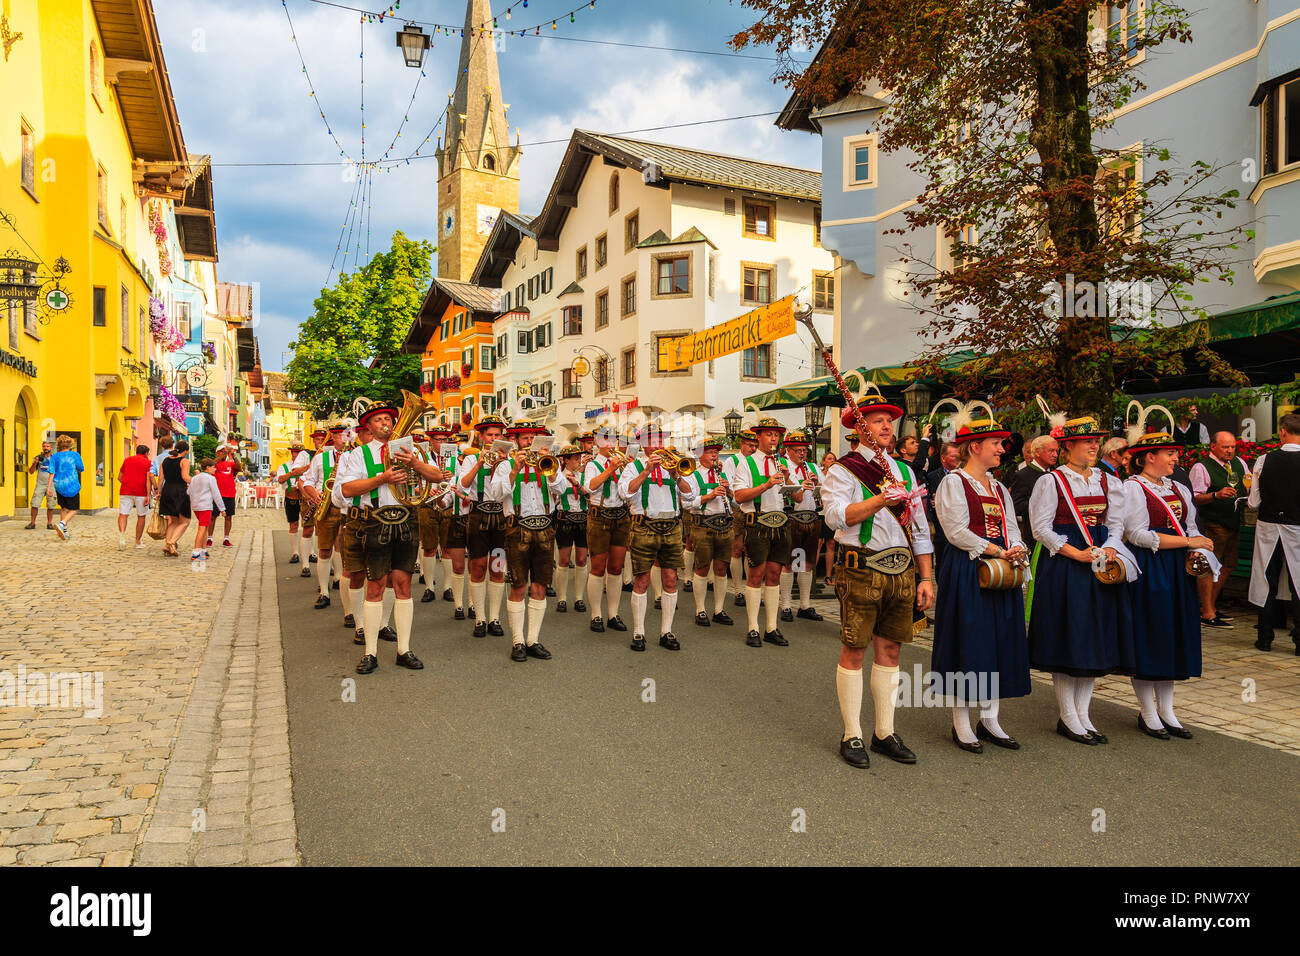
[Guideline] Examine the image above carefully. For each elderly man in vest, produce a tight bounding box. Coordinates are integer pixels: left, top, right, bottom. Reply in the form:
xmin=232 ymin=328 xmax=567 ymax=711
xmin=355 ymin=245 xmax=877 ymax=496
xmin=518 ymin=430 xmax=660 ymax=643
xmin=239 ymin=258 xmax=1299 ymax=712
xmin=1247 ymin=414 xmax=1300 ymax=653
xmin=1189 ymin=430 xmax=1250 ymax=628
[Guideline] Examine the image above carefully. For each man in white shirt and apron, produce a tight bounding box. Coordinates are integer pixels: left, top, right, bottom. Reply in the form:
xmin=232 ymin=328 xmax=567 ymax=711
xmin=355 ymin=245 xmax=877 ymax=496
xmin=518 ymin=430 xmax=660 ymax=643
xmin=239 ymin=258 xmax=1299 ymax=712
xmin=1247 ymin=413 xmax=1300 ymax=653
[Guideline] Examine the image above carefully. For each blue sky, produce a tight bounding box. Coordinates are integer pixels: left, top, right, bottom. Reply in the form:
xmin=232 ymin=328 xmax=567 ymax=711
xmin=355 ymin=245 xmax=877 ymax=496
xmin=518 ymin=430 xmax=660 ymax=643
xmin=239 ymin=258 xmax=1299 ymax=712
xmin=153 ymin=0 xmax=820 ymax=371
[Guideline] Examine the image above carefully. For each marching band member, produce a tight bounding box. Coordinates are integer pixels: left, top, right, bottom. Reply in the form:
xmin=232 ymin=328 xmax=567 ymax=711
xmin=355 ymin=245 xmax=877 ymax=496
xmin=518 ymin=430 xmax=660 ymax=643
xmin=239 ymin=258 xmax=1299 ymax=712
xmin=730 ymin=418 xmax=795 ymax=648
xmin=584 ymin=426 xmax=632 ymax=634
xmin=688 ymin=437 xmax=736 ymax=628
xmin=1027 ymin=417 xmax=1136 ymax=744
xmin=458 ymin=414 xmax=510 ymax=639
xmin=300 ymin=423 xmax=349 ymax=610
xmin=780 ymin=430 xmax=825 ymax=623
xmin=338 ymin=419 xmax=377 ymax=645
xmin=1123 ymin=431 xmax=1214 ymax=739
xmin=441 ymin=429 xmax=474 ymax=619
xmin=417 ymin=424 xmax=458 ymax=604
xmin=337 ymin=401 xmax=451 ymax=674
xmin=931 ymin=419 xmax=1031 ymax=753
xmin=494 ymin=422 xmax=569 ymax=661
xmin=723 ymin=429 xmax=759 ymax=607
xmin=618 ymin=424 xmax=697 ymax=651
xmin=276 ymin=439 xmax=312 ymax=571
xmin=554 ymin=444 xmax=590 ymax=614
xmin=298 ymin=428 xmax=328 ymax=572
xmin=824 ymin=395 xmax=933 ymax=768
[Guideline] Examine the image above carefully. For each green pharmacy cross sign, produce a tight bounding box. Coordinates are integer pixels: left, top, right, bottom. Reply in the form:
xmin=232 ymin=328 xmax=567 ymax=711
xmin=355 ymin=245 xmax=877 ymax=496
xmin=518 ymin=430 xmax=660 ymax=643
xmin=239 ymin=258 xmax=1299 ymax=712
xmin=46 ymin=288 xmax=69 ymax=311
xmin=0 ymin=245 xmax=72 ymax=325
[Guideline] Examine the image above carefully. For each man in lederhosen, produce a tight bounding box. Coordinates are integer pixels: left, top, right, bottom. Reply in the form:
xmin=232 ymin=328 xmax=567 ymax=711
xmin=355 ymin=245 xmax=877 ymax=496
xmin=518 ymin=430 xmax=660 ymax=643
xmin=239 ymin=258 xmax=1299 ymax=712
xmin=731 ymin=418 xmax=796 ymax=648
xmin=298 ymin=427 xmax=328 ymax=572
xmin=823 ymin=395 xmax=935 ymax=768
xmin=300 ymin=422 xmax=350 ymax=610
xmin=337 ymin=419 xmax=371 ymax=643
xmin=338 ymin=402 xmax=451 ymax=674
xmin=688 ymin=436 xmax=735 ymax=628
xmin=584 ymin=426 xmax=632 ymax=634
xmin=619 ymin=423 xmax=697 ymax=651
xmin=458 ymin=414 xmax=511 ymax=639
xmin=780 ymin=430 xmax=826 ymax=623
xmin=417 ymin=423 xmax=458 ymax=604
xmin=276 ymin=439 xmax=312 ymax=569
xmin=494 ymin=421 xmax=570 ymax=661
xmin=554 ymin=444 xmax=590 ymax=614
xmin=723 ymin=429 xmax=759 ymax=607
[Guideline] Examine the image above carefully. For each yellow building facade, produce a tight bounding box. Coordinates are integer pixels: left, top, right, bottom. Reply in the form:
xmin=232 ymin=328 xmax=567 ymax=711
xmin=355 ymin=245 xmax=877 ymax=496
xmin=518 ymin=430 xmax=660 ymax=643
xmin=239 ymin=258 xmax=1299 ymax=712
xmin=1 ymin=0 xmax=193 ymax=514
xmin=262 ymin=371 xmax=318 ymax=474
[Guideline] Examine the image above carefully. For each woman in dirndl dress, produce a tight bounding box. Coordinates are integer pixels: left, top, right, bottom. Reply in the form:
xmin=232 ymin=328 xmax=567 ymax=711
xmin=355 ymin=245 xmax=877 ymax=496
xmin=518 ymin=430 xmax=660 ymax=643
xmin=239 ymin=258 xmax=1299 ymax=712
xmin=1028 ymin=417 xmax=1137 ymax=745
xmin=931 ymin=419 xmax=1032 ymax=753
xmin=1122 ymin=433 xmax=1214 ymax=740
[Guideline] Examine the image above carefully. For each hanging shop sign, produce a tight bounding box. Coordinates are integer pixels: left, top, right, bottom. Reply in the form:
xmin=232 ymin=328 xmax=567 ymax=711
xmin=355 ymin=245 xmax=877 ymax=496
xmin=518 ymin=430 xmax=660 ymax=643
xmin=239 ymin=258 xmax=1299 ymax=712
xmin=657 ymin=295 xmax=796 ymax=372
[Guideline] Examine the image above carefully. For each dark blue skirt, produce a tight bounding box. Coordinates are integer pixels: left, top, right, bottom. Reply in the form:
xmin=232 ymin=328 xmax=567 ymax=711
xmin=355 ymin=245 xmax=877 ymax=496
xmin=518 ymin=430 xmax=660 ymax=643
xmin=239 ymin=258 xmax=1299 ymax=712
xmin=930 ymin=537 xmax=1031 ymax=700
xmin=1028 ymin=524 xmax=1131 ymax=677
xmin=1127 ymin=534 xmax=1202 ymax=680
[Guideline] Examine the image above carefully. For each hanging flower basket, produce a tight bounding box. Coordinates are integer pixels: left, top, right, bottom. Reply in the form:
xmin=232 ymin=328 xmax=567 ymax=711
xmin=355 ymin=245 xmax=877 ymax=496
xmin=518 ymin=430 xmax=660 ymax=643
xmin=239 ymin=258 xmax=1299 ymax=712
xmin=419 ymin=383 xmax=434 ymax=396
xmin=461 ymin=363 xmax=472 ymax=379
xmin=159 ymin=385 xmax=186 ymax=423
xmin=201 ymin=341 xmax=217 ymax=363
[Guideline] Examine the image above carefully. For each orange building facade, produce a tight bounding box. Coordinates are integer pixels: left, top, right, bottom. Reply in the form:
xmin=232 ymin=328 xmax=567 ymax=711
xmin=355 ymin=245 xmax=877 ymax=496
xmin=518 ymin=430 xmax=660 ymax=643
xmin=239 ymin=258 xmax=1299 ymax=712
xmin=405 ymin=278 xmax=500 ymax=430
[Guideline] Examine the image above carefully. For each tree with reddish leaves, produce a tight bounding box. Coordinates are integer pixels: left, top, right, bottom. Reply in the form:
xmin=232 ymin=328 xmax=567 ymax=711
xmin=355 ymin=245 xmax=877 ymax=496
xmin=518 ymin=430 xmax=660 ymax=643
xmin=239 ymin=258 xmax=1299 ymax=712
xmin=735 ymin=0 xmax=1247 ymax=421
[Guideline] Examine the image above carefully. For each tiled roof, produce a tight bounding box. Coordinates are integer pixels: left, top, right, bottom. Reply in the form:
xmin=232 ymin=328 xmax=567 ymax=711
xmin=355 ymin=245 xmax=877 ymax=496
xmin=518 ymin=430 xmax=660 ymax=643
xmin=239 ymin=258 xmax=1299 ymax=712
xmin=433 ymin=277 xmax=502 ymax=313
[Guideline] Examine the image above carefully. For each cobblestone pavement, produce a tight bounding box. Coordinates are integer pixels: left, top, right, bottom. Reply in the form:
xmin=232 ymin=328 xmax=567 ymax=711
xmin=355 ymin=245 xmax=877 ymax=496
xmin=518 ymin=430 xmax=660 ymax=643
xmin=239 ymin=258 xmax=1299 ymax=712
xmin=0 ymin=509 xmax=297 ymax=866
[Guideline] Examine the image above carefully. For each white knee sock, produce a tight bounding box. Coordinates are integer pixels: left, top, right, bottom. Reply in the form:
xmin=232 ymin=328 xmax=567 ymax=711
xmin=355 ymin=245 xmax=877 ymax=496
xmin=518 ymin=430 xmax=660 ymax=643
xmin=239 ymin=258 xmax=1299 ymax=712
xmin=507 ymin=598 xmax=526 ymax=645
xmin=574 ymin=562 xmax=587 ymax=604
xmin=441 ymin=558 xmax=453 ymax=593
xmin=488 ymin=579 xmax=504 ymax=622
xmin=745 ymin=585 xmax=763 ymax=632
xmin=316 ymin=552 xmax=331 ymax=597
xmin=730 ymin=557 xmax=745 ymax=594
xmin=779 ymin=571 xmax=794 ymax=611
xmin=713 ymin=576 xmax=728 ymax=614
xmin=588 ymin=571 xmax=605 ymax=619
xmin=1054 ymin=674 xmax=1085 ymax=734
xmin=298 ymin=532 xmax=310 ymax=565
xmin=836 ymin=665 xmax=863 ymax=741
xmin=349 ymin=585 xmax=365 ymax=626
xmin=630 ymin=590 xmax=648 ymax=636
xmin=660 ymin=591 xmax=677 ymax=635
xmin=693 ymin=573 xmax=709 ymax=616
xmin=650 ymin=565 xmax=663 ymax=599
xmin=450 ymin=571 xmax=465 ymax=608
xmin=393 ymin=598 xmax=413 ymax=654
xmin=953 ymin=705 xmax=977 ymax=744
xmin=623 ymin=563 xmax=632 ymax=585
xmin=763 ymin=584 xmax=781 ymax=632
xmin=1074 ymin=677 xmax=1097 ymax=732
xmin=382 ymin=589 xmax=394 ymax=628
xmin=468 ymin=577 xmax=487 ymax=620
xmin=797 ymin=570 xmax=814 ymax=609
xmin=527 ymin=597 xmax=547 ymax=646
xmin=1155 ymin=680 xmax=1182 ymax=728
xmin=555 ymin=565 xmax=571 ymax=603
xmin=1132 ymin=678 xmax=1161 ymax=727
xmin=605 ymin=573 xmax=623 ymax=619
xmin=870 ymin=664 xmax=901 ymax=739
xmin=362 ymin=600 xmax=382 ymax=656
xmin=978 ymin=698 xmax=1008 ymax=738
xmin=339 ymin=571 xmax=353 ymax=617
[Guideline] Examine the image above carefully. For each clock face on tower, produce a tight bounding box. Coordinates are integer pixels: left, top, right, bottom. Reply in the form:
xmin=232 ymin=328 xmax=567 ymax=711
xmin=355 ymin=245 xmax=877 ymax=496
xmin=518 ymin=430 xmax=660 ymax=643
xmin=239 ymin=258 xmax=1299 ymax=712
xmin=444 ymin=211 xmax=455 ymax=236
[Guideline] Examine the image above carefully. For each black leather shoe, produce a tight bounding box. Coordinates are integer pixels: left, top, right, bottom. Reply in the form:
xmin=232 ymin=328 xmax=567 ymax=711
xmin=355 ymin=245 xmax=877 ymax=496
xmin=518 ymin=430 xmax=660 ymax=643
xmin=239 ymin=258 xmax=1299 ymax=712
xmin=630 ymin=635 xmax=647 ymax=652
xmin=442 ymin=588 xmax=454 ymax=602
xmin=574 ymin=599 xmax=587 ymax=613
xmin=763 ymin=628 xmax=789 ymax=647
xmin=694 ymin=612 xmax=710 ymax=627
xmin=1255 ymin=633 xmax=1273 ymax=651
xmin=454 ymin=607 xmax=466 ymax=620
xmin=1137 ymin=715 xmax=1170 ymax=740
xmin=417 ymin=572 xmax=425 ymax=583
xmin=556 ymin=600 xmax=567 ymax=613
xmin=395 ymin=651 xmax=424 ymax=670
xmin=870 ymin=733 xmax=917 ymax=763
xmin=355 ymin=654 xmax=378 ymax=674
xmin=488 ymin=620 xmax=504 ymax=637
xmin=1086 ymin=729 xmax=1108 ymax=744
xmin=712 ymin=611 xmax=734 ymax=626
xmin=545 ymin=586 xmax=556 ymax=597
xmin=590 ymin=617 xmax=606 ymax=633
xmin=659 ymin=633 xmax=680 ymax=651
xmin=780 ymin=608 xmax=794 ymax=623
xmin=472 ymin=621 xmax=487 ymax=638
xmin=796 ymin=607 xmax=824 ymax=621
xmin=734 ymin=592 xmax=746 ymax=608
xmin=510 ymin=643 xmax=527 ymax=663
xmin=378 ymin=626 xmax=397 ymax=643
xmin=332 ymin=580 xmax=340 ymax=590
xmin=952 ymin=727 xmax=983 ymax=754
xmin=309 ymin=554 xmax=318 ymax=563
xmin=526 ymin=642 xmax=552 ymax=660
xmin=420 ymin=588 xmax=436 ymax=603
xmin=289 ymin=553 xmax=300 ymax=564
xmin=300 ymin=567 xmax=311 ymax=578
xmin=607 ymin=616 xmax=628 ymax=632
xmin=353 ymin=630 xmax=365 ymax=646
xmin=314 ymin=594 xmax=330 ymax=610
xmin=683 ymin=580 xmax=693 ymax=592
xmin=976 ymin=722 xmax=1020 ymax=749
xmin=745 ymin=630 xmax=762 ymax=648
xmin=1056 ymin=719 xmax=1098 ymax=745
xmin=343 ymin=613 xmax=355 ymax=629
xmin=468 ymin=606 xmax=476 ymax=619
xmin=654 ymin=596 xmax=662 ymax=610
xmin=1165 ymin=724 xmax=1194 ymax=739
xmin=622 ymin=581 xmax=633 ymax=592
xmin=839 ymin=736 xmax=870 ymax=769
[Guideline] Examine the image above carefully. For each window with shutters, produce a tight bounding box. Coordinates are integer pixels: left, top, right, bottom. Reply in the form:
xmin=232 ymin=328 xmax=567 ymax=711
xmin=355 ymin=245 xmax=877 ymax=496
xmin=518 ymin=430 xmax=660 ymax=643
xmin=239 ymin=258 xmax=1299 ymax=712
xmin=813 ymin=205 xmax=822 ymax=246
xmin=502 ymin=291 xmax=511 ymax=312
xmin=481 ymin=394 xmax=497 ymax=414
xmin=622 ymin=347 xmax=636 ymax=387
xmin=528 ymin=276 xmax=537 ymax=300
xmin=120 ymin=285 xmax=130 ymax=351
xmin=462 ymin=347 xmax=474 ymax=373
xmin=595 ymin=234 xmax=607 ymax=269
xmin=1261 ymin=77 xmax=1300 ymax=176
xmin=542 ymin=267 xmax=553 ymax=294
xmin=480 ymin=343 xmax=496 ymax=371
xmin=624 ymin=211 xmax=639 ymax=252
xmin=596 ymin=290 xmax=609 ymax=329
xmin=538 ymin=322 xmax=552 ymax=349
xmin=652 ymin=254 xmax=691 ymax=299
xmin=515 ymin=283 xmax=525 ymax=306
xmin=741 ymin=263 xmax=774 ymax=305
xmin=20 ymin=119 xmax=35 ymax=198
xmin=741 ymin=345 xmax=773 ymax=381
xmin=177 ymin=300 xmax=192 ymax=339
xmin=813 ymin=271 xmax=835 ymax=311
xmin=652 ymin=332 xmax=691 ymax=378
xmin=518 ymin=329 xmax=532 ymax=354
xmin=97 ymin=165 xmax=109 ymax=232
xmin=595 ymin=358 xmax=613 ymax=395
xmin=576 ymin=246 xmax=588 ymax=281
xmin=621 ymin=274 xmax=637 ymax=317
xmin=742 ymin=199 xmax=775 ymax=240
xmin=562 ymin=305 xmax=582 ymax=337
xmin=609 ymin=173 xmax=620 ymax=214
xmin=562 ymin=368 xmax=581 ymax=399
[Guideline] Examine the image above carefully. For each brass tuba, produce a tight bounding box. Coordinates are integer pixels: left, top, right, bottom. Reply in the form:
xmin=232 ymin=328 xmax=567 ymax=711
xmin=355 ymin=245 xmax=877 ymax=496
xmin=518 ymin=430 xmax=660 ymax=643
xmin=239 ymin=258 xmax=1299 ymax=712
xmin=391 ymin=389 xmax=434 ymax=507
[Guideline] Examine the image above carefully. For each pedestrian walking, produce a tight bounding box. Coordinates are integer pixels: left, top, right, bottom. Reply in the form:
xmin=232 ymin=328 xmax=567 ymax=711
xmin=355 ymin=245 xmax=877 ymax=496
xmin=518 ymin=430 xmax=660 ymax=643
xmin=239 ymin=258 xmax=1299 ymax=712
xmin=186 ymin=458 xmax=226 ymax=562
xmin=1188 ymin=430 xmax=1249 ymax=627
xmin=48 ymin=434 xmax=84 ymax=540
xmin=117 ymin=444 xmax=153 ymax=549
xmin=213 ymin=446 xmax=241 ymax=548
xmin=1247 ymin=413 xmax=1300 ymax=653
xmin=25 ymin=440 xmax=56 ymax=530
xmin=149 ymin=434 xmax=175 ymax=500
xmin=158 ymin=440 xmax=192 ymax=557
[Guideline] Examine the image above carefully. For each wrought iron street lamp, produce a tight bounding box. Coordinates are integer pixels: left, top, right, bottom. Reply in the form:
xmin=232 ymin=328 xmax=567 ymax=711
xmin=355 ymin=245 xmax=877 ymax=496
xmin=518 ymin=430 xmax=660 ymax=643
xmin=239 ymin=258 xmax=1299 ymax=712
xmin=395 ymin=23 xmax=430 ymax=69
xmin=902 ymin=380 xmax=934 ymax=434
xmin=804 ymin=403 xmax=826 ymax=459
xmin=723 ymin=408 xmax=742 ymax=444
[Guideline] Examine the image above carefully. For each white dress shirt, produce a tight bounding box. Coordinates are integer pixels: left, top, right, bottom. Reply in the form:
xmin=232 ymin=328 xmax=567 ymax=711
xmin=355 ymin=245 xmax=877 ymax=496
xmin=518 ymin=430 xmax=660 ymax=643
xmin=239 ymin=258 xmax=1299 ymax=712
xmin=1028 ymin=465 xmax=1126 ymax=556
xmin=584 ymin=453 xmax=628 ymax=507
xmin=691 ymin=462 xmax=731 ymax=516
xmin=822 ymin=456 xmax=934 ymax=555
xmin=617 ymin=457 xmax=697 ymax=518
xmin=492 ymin=461 xmax=570 ymax=518
xmin=935 ymin=469 xmax=1023 ymax=560
xmin=336 ymin=440 xmax=401 ymax=508
xmin=730 ymin=451 xmax=790 ymax=514
xmin=301 ymin=446 xmax=342 ymax=493
xmin=1247 ymin=444 xmax=1300 ymax=509
xmin=1123 ymin=475 xmax=1200 ymax=551
xmin=456 ymin=451 xmax=504 ymax=504
xmin=330 ymin=448 xmax=353 ymax=512
xmin=787 ymin=458 xmax=823 ymax=512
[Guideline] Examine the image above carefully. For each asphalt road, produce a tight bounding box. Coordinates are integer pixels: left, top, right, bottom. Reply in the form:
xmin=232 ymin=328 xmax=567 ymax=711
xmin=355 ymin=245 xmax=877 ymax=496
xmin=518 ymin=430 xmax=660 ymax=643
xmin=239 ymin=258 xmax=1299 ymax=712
xmin=275 ymin=532 xmax=1300 ymax=866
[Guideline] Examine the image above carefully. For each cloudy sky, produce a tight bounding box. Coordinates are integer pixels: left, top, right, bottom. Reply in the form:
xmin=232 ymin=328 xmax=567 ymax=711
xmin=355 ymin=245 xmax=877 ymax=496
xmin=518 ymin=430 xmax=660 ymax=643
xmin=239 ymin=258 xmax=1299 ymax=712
xmin=153 ymin=0 xmax=819 ymax=371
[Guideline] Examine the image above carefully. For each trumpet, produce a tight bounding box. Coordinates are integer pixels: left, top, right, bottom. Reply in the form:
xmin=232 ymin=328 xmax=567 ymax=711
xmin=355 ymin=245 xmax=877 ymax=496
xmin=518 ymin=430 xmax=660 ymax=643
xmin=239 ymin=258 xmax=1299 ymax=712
xmin=653 ymin=447 xmax=697 ymax=478
xmin=522 ymin=449 xmax=560 ymax=478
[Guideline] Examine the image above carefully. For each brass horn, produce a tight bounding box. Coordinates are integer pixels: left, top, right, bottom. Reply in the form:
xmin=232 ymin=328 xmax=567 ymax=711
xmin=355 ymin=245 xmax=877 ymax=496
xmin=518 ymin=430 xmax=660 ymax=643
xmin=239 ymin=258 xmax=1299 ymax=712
xmin=525 ymin=450 xmax=560 ymax=478
xmin=657 ymin=447 xmax=697 ymax=478
xmin=391 ymin=389 xmax=434 ymax=507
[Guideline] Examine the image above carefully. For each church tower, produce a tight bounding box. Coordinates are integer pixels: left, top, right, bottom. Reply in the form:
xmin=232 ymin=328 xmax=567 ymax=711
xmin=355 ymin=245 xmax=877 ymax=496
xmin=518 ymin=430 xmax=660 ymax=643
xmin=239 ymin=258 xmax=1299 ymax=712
xmin=435 ymin=0 xmax=521 ymax=281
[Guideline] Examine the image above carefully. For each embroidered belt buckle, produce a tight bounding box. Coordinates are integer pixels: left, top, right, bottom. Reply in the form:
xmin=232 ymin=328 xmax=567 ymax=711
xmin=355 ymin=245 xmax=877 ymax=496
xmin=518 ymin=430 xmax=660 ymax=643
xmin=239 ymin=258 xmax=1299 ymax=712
xmin=700 ymin=514 xmax=733 ymax=531
xmin=560 ymin=511 xmax=587 ymax=525
xmin=789 ymin=511 xmax=819 ymax=525
xmin=474 ymin=500 xmax=504 ymax=514
xmin=755 ymin=511 xmax=789 ymax=529
xmin=596 ymin=505 xmax=628 ymax=520
xmin=371 ymin=505 xmax=412 ymax=527
xmin=844 ymin=546 xmax=912 ymax=575
xmin=516 ymin=514 xmax=552 ymax=532
xmin=636 ymin=516 xmax=679 ymax=535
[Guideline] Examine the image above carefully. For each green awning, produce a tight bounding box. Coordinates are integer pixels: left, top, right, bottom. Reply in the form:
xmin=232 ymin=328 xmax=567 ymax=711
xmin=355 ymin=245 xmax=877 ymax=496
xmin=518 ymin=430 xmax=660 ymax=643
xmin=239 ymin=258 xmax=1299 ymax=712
xmin=1202 ymin=290 xmax=1300 ymax=342
xmin=744 ymin=350 xmax=984 ymax=411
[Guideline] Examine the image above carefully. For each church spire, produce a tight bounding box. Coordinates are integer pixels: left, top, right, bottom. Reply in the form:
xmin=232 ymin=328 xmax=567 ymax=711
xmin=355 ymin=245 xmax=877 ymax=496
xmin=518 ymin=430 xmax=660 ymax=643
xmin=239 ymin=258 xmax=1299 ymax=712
xmin=439 ymin=0 xmax=517 ymax=178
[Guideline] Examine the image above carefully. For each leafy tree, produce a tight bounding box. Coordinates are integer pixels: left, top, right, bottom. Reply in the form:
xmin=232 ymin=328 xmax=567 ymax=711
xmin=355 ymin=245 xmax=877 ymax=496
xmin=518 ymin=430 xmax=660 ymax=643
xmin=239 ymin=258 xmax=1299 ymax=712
xmin=735 ymin=0 xmax=1246 ymax=419
xmin=286 ymin=232 xmax=433 ymax=417
xmin=191 ymin=435 xmax=218 ymax=462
